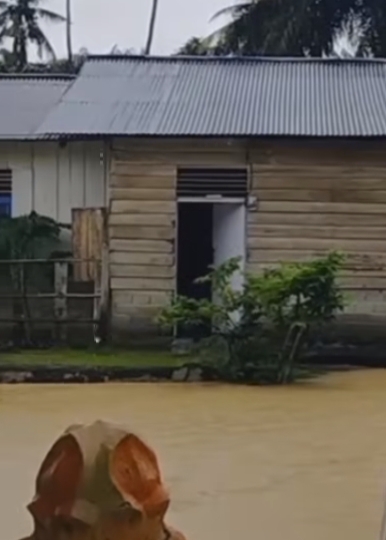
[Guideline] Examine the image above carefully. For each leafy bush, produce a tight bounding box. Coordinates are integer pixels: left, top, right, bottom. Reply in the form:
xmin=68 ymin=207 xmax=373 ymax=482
xmin=0 ymin=212 xmax=61 ymax=343
xmin=249 ymin=252 xmax=345 ymax=327
xmin=159 ymin=253 xmax=345 ymax=384
xmin=0 ymin=211 xmax=60 ymax=260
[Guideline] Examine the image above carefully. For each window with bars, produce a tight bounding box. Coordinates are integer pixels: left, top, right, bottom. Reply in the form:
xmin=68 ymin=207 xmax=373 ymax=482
xmin=0 ymin=169 xmax=12 ymax=217
xmin=177 ymin=168 xmax=248 ymax=198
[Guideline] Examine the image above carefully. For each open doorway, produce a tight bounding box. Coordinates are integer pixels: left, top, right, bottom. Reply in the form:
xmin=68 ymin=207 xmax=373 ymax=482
xmin=176 ymin=200 xmax=246 ymax=337
xmin=177 ymin=203 xmax=213 ymax=302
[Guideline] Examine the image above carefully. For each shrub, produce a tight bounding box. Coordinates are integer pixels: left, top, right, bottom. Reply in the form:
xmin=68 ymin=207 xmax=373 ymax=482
xmin=0 ymin=212 xmax=61 ymax=343
xmin=0 ymin=211 xmax=60 ymax=260
xmin=159 ymin=253 xmax=345 ymax=384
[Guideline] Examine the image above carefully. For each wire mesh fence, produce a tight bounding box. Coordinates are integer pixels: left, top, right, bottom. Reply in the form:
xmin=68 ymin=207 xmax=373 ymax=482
xmin=0 ymin=258 xmax=108 ymax=346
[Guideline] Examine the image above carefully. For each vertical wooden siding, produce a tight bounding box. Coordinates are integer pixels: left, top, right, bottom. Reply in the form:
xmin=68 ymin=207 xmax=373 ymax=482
xmin=72 ymin=207 xmax=107 ymax=282
xmin=0 ymin=141 xmax=108 ymax=222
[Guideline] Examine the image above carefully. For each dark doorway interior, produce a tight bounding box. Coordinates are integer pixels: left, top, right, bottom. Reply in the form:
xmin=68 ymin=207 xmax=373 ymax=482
xmin=177 ymin=203 xmax=213 ymax=298
xmin=177 ymin=203 xmax=213 ymax=338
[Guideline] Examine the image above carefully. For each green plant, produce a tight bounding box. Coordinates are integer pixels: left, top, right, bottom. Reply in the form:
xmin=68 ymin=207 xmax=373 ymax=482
xmin=0 ymin=211 xmax=61 ymax=342
xmin=250 ymin=252 xmax=345 ymax=327
xmin=159 ymin=253 xmax=345 ymax=384
xmin=0 ymin=211 xmax=60 ymax=260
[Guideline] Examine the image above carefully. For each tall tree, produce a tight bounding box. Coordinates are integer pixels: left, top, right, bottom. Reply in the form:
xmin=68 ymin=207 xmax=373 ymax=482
xmin=145 ymin=0 xmax=158 ymax=54
xmin=189 ymin=0 xmax=386 ymax=57
xmin=178 ymin=37 xmax=211 ymax=55
xmin=0 ymin=0 xmax=65 ymax=71
xmin=65 ymin=0 xmax=72 ymax=67
xmin=177 ymin=35 xmax=229 ymax=56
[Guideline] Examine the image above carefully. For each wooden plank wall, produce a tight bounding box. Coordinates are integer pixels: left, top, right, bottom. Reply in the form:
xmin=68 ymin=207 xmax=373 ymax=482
xmin=248 ymin=140 xmax=386 ymax=316
xmin=109 ymin=139 xmax=247 ymax=336
xmin=109 ymin=138 xmax=386 ymax=336
xmin=109 ymin=156 xmax=176 ymax=334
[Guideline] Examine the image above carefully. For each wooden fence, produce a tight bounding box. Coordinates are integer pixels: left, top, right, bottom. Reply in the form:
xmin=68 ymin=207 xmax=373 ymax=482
xmin=0 ymin=256 xmax=109 ymax=345
xmin=72 ymin=207 xmax=107 ymax=282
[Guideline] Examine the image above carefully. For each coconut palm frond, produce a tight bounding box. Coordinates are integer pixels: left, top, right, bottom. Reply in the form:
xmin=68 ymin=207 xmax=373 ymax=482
xmin=35 ymin=8 xmax=66 ymax=23
xmin=28 ymin=21 xmax=56 ymax=60
xmin=201 ymin=0 xmax=386 ymax=57
xmin=0 ymin=0 xmax=64 ymax=70
xmin=210 ymin=2 xmax=255 ymax=21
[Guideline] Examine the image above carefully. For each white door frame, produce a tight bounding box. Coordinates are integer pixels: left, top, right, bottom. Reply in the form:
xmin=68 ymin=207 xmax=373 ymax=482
xmin=175 ymin=199 xmax=247 ymax=336
xmin=212 ymin=202 xmax=247 ymax=289
xmin=176 ymin=199 xmax=247 ymax=296
xmin=176 ymin=198 xmax=246 ymax=293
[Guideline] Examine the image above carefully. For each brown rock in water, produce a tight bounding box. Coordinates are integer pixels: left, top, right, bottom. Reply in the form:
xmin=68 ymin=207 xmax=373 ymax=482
xmin=19 ymin=420 xmax=186 ymax=540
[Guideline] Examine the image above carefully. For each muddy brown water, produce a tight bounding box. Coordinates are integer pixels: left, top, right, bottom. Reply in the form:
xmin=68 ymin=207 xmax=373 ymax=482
xmin=2 ymin=371 xmax=386 ymax=540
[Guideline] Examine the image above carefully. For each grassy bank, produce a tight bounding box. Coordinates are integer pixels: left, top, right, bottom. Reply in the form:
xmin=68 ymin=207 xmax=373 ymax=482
xmin=0 ymin=349 xmax=182 ymax=368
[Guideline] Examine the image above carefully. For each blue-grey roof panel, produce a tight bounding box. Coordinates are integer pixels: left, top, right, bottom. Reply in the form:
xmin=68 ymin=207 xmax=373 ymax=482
xmin=37 ymin=56 xmax=386 ymax=138
xmin=0 ymin=76 xmax=72 ymax=139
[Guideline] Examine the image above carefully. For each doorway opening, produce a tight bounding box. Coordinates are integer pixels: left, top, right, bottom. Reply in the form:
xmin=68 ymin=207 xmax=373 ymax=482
xmin=176 ymin=200 xmax=246 ymax=338
xmin=177 ymin=203 xmax=213 ymax=302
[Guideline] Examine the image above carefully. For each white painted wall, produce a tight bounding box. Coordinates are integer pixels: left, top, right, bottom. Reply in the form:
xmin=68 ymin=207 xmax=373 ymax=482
xmin=213 ymin=203 xmax=246 ymax=291
xmin=0 ymin=140 xmax=109 ymax=223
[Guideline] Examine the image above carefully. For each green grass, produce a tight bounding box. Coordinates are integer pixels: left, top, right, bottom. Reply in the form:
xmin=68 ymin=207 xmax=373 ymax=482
xmin=0 ymin=348 xmax=182 ymax=368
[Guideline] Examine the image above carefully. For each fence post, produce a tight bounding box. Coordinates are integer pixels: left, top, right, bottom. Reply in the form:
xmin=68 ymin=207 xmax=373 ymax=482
xmin=99 ymin=240 xmax=110 ymax=341
xmin=54 ymin=261 xmax=68 ymax=342
xmin=94 ymin=210 xmax=109 ymax=343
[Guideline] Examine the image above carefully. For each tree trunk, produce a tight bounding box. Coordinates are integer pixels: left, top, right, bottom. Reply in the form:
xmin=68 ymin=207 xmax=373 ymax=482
xmin=145 ymin=0 xmax=159 ymax=55
xmin=66 ymin=0 xmax=73 ymax=67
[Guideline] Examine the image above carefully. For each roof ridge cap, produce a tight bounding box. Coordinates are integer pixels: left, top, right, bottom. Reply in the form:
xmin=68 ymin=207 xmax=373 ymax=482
xmin=86 ymin=54 xmax=386 ymax=65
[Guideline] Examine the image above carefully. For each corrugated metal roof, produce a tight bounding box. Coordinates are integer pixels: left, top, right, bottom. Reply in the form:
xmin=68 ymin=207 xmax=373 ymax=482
xmin=0 ymin=75 xmax=73 ymax=139
xmin=37 ymin=56 xmax=386 ymax=138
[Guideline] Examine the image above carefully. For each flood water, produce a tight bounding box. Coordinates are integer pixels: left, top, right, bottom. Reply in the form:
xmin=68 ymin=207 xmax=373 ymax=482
xmin=2 ymin=370 xmax=386 ymax=540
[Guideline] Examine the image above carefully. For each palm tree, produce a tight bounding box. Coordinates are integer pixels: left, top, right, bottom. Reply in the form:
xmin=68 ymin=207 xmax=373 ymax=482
xmin=145 ymin=0 xmax=158 ymax=55
xmin=65 ymin=0 xmax=72 ymax=67
xmin=0 ymin=0 xmax=65 ymax=71
xmin=178 ymin=35 xmax=229 ymax=56
xmin=203 ymin=0 xmax=386 ymax=57
xmin=178 ymin=37 xmax=210 ymax=55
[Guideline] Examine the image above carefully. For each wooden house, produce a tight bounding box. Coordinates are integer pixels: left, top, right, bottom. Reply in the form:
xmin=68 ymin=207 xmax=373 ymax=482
xmin=31 ymin=56 xmax=386 ymax=340
xmin=0 ymin=74 xmax=107 ymax=224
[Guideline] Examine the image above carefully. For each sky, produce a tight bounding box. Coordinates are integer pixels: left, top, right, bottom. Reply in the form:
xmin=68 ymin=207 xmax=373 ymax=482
xmin=41 ymin=0 xmax=232 ymax=59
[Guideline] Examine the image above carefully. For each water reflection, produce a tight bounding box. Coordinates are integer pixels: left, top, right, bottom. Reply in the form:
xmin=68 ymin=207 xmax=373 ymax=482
xmin=2 ymin=370 xmax=386 ymax=540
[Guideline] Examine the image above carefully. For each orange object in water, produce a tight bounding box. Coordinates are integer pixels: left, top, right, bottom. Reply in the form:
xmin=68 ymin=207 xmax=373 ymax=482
xmin=20 ymin=420 xmax=187 ymax=540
